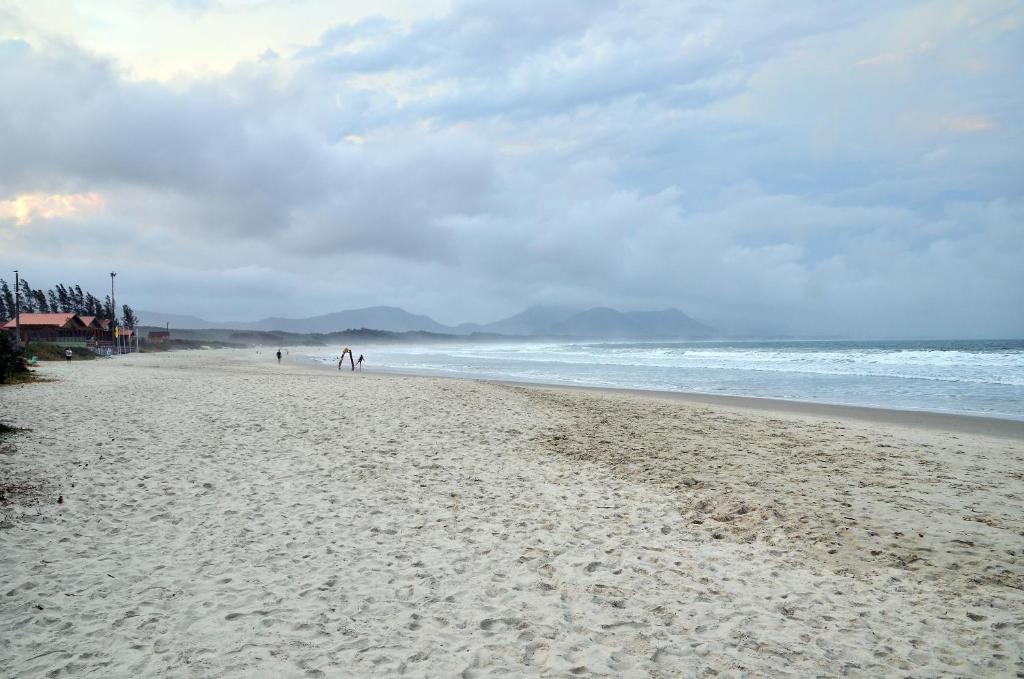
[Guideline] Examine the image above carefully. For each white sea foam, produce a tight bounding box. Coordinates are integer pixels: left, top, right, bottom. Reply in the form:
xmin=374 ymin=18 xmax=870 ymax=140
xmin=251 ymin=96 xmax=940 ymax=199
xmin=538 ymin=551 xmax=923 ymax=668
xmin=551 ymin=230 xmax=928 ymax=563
xmin=301 ymin=340 xmax=1024 ymax=418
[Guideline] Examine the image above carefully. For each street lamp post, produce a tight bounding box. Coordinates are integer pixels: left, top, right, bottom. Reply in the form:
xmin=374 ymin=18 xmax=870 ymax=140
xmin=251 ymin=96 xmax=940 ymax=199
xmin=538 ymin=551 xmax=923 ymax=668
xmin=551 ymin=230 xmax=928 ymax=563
xmin=110 ymin=271 xmax=117 ymax=354
xmin=13 ymin=269 xmax=20 ymax=343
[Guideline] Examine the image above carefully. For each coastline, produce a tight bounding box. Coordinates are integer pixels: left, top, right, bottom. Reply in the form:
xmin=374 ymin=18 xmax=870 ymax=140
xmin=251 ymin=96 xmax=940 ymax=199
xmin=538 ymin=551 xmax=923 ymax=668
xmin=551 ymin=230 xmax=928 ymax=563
xmin=493 ymin=380 xmax=1024 ymax=439
xmin=3 ymin=348 xmax=1022 ymax=676
xmin=293 ymin=348 xmax=1024 ymax=438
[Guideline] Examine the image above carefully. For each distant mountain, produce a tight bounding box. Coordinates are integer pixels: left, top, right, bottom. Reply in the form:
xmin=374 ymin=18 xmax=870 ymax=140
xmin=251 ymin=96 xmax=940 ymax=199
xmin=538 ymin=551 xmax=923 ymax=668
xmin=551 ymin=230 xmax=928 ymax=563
xmin=136 ymin=310 xmax=224 ymax=330
xmin=550 ymin=307 xmax=713 ymax=338
xmin=139 ymin=306 xmax=455 ymax=334
xmin=241 ymin=307 xmax=453 ymax=334
xmin=477 ymin=304 xmax=582 ymax=336
xmin=140 ymin=304 xmax=713 ymax=338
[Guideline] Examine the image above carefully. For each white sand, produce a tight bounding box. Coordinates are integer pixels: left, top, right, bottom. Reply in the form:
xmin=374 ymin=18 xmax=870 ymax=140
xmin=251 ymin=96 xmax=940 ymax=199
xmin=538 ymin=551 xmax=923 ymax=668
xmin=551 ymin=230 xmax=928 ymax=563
xmin=1 ymin=349 xmax=1022 ymax=677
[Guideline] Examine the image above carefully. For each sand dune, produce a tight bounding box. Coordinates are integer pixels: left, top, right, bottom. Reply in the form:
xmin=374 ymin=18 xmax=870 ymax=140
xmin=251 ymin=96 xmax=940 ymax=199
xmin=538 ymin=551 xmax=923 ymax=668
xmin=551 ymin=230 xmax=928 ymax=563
xmin=2 ymin=349 xmax=1021 ymax=677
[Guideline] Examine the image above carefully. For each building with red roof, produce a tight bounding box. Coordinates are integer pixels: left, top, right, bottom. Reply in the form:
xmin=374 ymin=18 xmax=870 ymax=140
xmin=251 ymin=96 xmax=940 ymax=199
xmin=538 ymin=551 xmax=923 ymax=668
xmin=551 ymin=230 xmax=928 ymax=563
xmin=2 ymin=313 xmax=96 ymax=345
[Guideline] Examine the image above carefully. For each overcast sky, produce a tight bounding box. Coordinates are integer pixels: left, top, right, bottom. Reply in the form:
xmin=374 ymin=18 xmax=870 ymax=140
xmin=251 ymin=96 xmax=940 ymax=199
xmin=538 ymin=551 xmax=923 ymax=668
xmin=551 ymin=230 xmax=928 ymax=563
xmin=1 ymin=0 xmax=1021 ymax=336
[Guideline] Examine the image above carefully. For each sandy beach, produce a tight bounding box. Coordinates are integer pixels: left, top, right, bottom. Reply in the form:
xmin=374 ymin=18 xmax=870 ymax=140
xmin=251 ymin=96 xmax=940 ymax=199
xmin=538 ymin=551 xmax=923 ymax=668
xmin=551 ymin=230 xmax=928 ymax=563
xmin=1 ymin=349 xmax=1022 ymax=677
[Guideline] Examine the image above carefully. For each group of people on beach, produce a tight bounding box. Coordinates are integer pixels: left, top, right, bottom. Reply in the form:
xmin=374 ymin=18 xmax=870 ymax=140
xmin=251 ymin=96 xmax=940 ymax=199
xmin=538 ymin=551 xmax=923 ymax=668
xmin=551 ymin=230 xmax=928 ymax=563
xmin=272 ymin=347 xmax=363 ymax=371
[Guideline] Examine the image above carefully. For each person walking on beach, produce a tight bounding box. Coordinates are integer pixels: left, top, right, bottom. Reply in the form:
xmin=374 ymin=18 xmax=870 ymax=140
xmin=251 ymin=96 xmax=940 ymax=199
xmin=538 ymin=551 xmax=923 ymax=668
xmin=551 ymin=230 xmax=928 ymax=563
xmin=357 ymin=354 xmax=364 ymax=371
xmin=276 ymin=349 xmax=282 ymax=363
xmin=65 ymin=348 xmax=72 ymax=362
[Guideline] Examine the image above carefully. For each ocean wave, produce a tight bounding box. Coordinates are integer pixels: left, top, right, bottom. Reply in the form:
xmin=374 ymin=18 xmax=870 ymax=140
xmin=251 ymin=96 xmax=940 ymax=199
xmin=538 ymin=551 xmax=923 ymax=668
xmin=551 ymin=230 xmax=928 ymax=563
xmin=297 ymin=340 xmax=1024 ymax=418
xmin=385 ymin=347 xmax=1024 ymax=387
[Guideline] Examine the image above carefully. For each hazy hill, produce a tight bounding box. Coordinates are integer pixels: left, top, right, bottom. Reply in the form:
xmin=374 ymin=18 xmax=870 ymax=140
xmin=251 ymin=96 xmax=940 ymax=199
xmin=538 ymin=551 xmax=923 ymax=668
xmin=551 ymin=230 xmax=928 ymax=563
xmin=243 ymin=307 xmax=452 ymax=334
xmin=139 ymin=306 xmax=454 ymax=334
xmin=136 ymin=310 xmax=223 ymax=330
xmin=550 ymin=307 xmax=713 ymax=338
xmin=477 ymin=304 xmax=582 ymax=336
xmin=140 ymin=304 xmax=713 ymax=338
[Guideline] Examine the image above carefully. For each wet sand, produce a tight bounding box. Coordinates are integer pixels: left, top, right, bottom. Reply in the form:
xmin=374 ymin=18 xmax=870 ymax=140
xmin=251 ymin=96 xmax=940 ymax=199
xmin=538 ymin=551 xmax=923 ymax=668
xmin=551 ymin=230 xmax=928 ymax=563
xmin=1 ymin=349 xmax=1022 ymax=677
xmin=490 ymin=379 xmax=1024 ymax=439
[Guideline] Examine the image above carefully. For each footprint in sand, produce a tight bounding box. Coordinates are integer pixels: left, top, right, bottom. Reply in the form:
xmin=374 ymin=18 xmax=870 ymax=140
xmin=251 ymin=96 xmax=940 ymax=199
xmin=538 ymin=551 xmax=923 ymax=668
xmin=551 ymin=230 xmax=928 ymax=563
xmin=479 ymin=617 xmax=524 ymax=633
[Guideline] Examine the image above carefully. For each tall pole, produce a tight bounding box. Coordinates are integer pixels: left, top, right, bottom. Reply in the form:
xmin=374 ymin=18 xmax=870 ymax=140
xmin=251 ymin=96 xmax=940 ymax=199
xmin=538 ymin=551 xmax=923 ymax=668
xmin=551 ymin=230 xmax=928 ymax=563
xmin=13 ymin=269 xmax=20 ymax=343
xmin=110 ymin=271 xmax=117 ymax=354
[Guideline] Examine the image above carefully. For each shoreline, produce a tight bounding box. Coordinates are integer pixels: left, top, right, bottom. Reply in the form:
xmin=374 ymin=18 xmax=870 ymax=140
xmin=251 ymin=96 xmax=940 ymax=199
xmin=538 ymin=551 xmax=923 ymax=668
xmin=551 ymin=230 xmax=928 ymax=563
xmin=491 ymin=379 xmax=1024 ymax=439
xmin=290 ymin=349 xmax=1024 ymax=438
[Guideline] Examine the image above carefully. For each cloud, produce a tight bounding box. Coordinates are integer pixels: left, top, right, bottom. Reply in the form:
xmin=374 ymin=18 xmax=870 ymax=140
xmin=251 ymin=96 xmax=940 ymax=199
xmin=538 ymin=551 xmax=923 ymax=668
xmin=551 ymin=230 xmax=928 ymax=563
xmin=0 ymin=0 xmax=1021 ymax=336
xmin=0 ymin=192 xmax=103 ymax=226
xmin=940 ymin=115 xmax=995 ymax=133
xmin=854 ymin=41 xmax=933 ymax=67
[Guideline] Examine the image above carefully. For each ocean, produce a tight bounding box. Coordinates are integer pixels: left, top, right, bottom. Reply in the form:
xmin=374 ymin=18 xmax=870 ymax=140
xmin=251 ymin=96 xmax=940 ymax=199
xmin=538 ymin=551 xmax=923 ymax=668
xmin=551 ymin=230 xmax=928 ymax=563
xmin=301 ymin=339 xmax=1024 ymax=421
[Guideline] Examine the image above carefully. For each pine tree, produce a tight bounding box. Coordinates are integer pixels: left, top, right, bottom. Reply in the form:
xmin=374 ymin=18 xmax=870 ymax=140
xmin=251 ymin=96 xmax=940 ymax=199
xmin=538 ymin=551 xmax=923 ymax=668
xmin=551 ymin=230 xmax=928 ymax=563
xmin=73 ymin=285 xmax=85 ymax=314
xmin=103 ymin=295 xmax=114 ymax=321
xmin=0 ymin=279 xmax=12 ymax=321
xmin=19 ymin=280 xmax=35 ymax=313
xmin=122 ymin=305 xmax=138 ymax=329
xmin=33 ymin=289 xmax=49 ymax=313
xmin=57 ymin=284 xmax=71 ymax=312
xmin=0 ymin=287 xmax=7 ymax=322
xmin=47 ymin=289 xmax=60 ymax=313
xmin=85 ymin=293 xmax=100 ymax=317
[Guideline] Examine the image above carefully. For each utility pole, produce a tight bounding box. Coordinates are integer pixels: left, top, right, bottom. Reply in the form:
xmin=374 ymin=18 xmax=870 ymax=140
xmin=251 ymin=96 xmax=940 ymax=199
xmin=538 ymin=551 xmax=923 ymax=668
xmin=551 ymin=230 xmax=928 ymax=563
xmin=13 ymin=269 xmax=20 ymax=343
xmin=110 ymin=271 xmax=117 ymax=353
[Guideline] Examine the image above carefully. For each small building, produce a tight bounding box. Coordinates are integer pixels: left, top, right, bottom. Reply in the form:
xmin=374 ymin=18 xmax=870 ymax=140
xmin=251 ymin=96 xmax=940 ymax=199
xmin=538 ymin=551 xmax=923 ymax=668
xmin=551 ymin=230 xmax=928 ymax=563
xmin=77 ymin=316 xmax=112 ymax=342
xmin=2 ymin=313 xmax=92 ymax=345
xmin=148 ymin=330 xmax=171 ymax=343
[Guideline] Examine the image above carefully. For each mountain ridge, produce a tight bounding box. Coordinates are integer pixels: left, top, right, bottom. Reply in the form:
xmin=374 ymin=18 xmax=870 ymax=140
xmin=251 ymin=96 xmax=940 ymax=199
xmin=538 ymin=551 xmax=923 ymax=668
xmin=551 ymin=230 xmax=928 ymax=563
xmin=551 ymin=306 xmax=713 ymax=338
xmin=138 ymin=304 xmax=714 ymax=338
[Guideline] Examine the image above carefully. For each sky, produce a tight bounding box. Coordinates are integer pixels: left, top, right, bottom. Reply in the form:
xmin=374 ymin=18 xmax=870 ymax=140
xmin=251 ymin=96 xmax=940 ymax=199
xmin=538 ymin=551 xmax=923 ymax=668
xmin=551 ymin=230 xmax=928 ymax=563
xmin=0 ymin=0 xmax=1021 ymax=337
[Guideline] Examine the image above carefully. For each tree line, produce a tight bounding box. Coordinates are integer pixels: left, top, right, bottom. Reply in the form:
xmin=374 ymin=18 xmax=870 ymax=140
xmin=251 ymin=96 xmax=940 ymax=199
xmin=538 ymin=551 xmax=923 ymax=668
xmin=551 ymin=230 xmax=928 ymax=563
xmin=0 ymin=279 xmax=137 ymax=329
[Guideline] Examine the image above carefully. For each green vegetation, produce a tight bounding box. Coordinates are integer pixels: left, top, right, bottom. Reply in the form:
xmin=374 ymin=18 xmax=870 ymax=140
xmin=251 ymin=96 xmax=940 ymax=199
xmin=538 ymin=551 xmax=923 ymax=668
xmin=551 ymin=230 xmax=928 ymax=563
xmin=121 ymin=305 xmax=138 ymax=328
xmin=0 ymin=332 xmax=28 ymax=383
xmin=24 ymin=342 xmax=96 ymax=361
